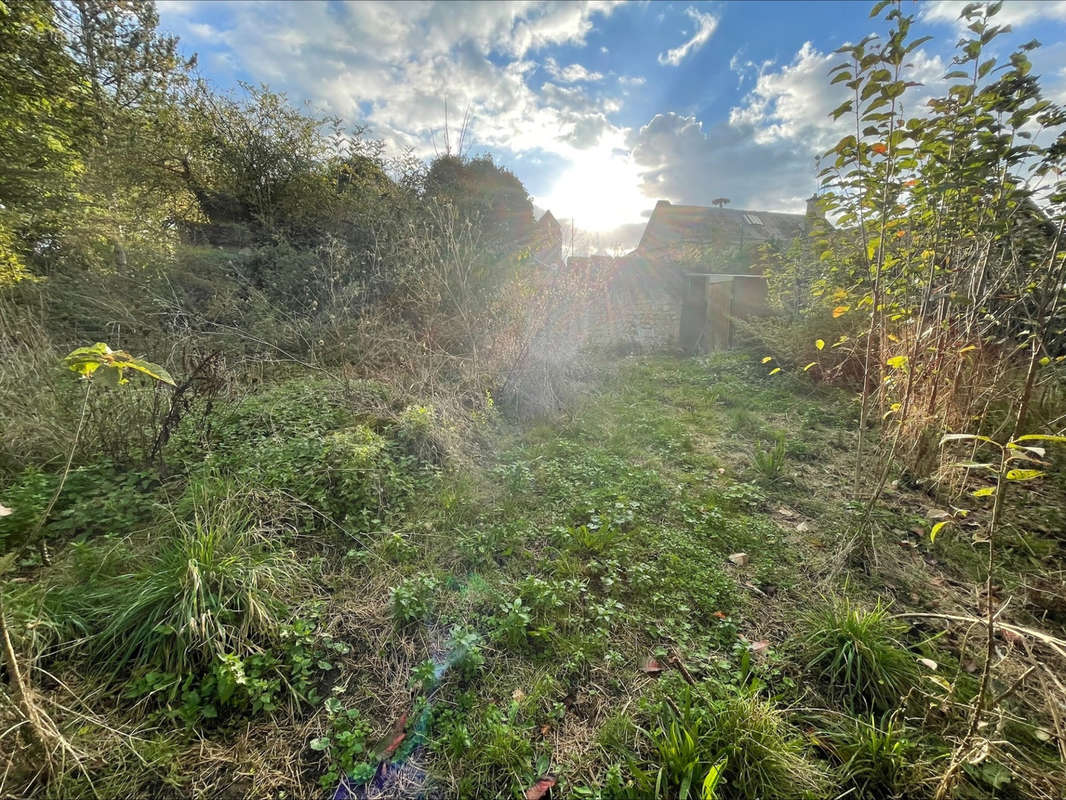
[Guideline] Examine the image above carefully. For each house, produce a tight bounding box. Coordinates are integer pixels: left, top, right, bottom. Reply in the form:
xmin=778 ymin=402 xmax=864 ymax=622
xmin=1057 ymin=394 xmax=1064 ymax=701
xmin=530 ymin=209 xmax=563 ymax=266
xmin=553 ymin=198 xmax=819 ymax=354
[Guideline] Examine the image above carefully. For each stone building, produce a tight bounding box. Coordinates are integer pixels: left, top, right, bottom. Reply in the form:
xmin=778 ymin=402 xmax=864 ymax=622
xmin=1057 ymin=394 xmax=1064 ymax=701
xmin=547 ymin=199 xmax=818 ymax=354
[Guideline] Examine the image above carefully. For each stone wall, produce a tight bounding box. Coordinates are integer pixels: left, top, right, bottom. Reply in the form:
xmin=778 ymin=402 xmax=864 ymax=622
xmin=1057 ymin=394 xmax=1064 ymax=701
xmin=533 ymin=256 xmax=683 ymax=358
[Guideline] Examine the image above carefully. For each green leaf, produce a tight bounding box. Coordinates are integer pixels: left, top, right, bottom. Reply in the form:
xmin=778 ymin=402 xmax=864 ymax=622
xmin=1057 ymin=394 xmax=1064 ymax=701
xmin=702 ymin=759 xmax=727 ymax=799
xmin=1005 ymin=469 xmax=1045 ymax=481
xmin=869 ymin=0 xmax=891 ymax=17
xmin=310 ymin=736 xmax=331 ymax=751
xmin=63 ymin=343 xmax=176 ymax=386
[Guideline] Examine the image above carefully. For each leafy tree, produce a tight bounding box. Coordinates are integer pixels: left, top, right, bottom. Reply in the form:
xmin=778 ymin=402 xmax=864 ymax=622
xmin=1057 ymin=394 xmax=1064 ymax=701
xmin=0 ymin=0 xmax=86 ymax=283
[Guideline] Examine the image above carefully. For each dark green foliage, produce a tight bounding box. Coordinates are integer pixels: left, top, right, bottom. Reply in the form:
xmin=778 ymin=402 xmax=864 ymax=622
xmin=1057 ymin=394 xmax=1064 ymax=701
xmin=0 ymin=464 xmax=156 ymax=554
xmin=798 ymin=596 xmax=918 ymax=713
xmin=310 ymin=700 xmax=376 ymax=792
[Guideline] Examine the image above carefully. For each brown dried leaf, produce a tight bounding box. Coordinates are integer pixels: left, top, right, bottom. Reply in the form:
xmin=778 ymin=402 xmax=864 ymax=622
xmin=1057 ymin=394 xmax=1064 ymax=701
xmin=525 ymin=775 xmax=557 ymax=800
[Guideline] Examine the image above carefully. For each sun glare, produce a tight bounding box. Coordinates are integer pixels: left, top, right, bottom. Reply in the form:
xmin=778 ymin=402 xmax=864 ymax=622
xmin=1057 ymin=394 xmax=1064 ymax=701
xmin=538 ymin=150 xmax=650 ymax=232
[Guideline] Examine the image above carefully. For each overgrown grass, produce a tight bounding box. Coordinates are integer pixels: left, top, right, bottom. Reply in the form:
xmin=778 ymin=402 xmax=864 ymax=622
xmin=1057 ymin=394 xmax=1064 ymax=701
xmin=5 ymin=351 xmax=1064 ymax=800
xmin=797 ymin=595 xmax=918 ymax=713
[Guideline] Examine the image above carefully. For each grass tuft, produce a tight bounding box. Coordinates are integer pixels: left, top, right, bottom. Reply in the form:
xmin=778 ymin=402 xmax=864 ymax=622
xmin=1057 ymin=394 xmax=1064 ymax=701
xmin=798 ymin=595 xmax=917 ymax=713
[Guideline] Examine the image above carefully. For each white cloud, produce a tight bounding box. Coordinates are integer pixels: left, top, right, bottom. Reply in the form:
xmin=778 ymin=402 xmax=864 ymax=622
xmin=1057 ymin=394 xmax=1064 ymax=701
xmin=658 ymin=7 xmax=719 ymax=67
xmin=160 ymin=1 xmax=623 ymax=162
xmin=544 ymin=57 xmax=605 ymax=83
xmin=619 ymin=75 xmax=646 ymax=87
xmin=629 ymin=112 xmax=816 ymax=212
xmin=729 ymin=41 xmax=944 ymax=152
xmin=630 ymin=40 xmax=950 ymax=213
xmin=922 ymin=1 xmax=1066 ymax=28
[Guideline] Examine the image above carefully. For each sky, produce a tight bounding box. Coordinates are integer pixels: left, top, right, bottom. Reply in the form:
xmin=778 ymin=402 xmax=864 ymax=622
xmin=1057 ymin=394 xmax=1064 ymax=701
xmin=157 ymin=0 xmax=1066 ymax=250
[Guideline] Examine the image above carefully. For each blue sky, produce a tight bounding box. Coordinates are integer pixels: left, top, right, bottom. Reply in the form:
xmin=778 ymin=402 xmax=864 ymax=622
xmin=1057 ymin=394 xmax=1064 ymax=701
xmin=158 ymin=1 xmax=1066 ymax=248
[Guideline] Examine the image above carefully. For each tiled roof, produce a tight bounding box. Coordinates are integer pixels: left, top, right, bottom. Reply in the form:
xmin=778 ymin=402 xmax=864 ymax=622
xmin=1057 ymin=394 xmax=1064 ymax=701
xmin=636 ymin=201 xmax=808 ymax=256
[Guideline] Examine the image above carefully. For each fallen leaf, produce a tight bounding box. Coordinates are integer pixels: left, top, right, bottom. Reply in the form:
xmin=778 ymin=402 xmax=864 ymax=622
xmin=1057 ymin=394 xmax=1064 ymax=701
xmin=928 ymin=508 xmax=951 ymax=520
xmin=750 ymin=640 xmax=770 ymax=654
xmin=540 ymin=724 xmax=552 ymax=736
xmin=640 ymin=658 xmax=664 ymax=675
xmin=0 ymin=504 xmax=11 ymax=517
xmin=524 ymin=775 xmax=557 ymax=800
xmin=713 ymin=611 xmax=728 ymax=620
xmin=728 ymin=553 xmax=749 ymax=567
xmin=1001 ymin=629 xmax=1026 ymax=647
xmin=796 ymin=521 xmax=811 ymax=533
xmin=512 ymin=688 xmax=527 ymax=703
xmin=898 ymin=540 xmax=917 ymax=549
xmin=917 ymin=658 xmax=938 ymax=671
xmin=379 ymin=711 xmax=409 ymax=758
xmin=777 ymin=507 xmax=797 ymax=518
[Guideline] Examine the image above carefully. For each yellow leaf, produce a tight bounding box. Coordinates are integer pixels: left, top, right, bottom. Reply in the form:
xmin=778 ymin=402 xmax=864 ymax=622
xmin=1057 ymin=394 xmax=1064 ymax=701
xmin=887 ymin=333 xmax=899 ymax=343
xmin=930 ymin=521 xmax=948 ymax=542
xmin=803 ymin=362 xmax=816 ymax=371
xmin=768 ymin=367 xmax=781 ymax=375
xmin=815 ymin=339 xmax=825 ymax=351
xmin=1039 ymin=356 xmax=1050 ymax=366
xmin=761 ymin=356 xmax=773 ymax=364
xmin=886 ymin=355 xmax=908 ymax=369
xmin=972 ymin=487 xmax=995 ymax=498
xmin=1006 ymin=469 xmax=1045 ymax=481
xmin=959 ymin=345 xmax=976 ymax=354
xmin=832 ymin=305 xmax=849 ymax=318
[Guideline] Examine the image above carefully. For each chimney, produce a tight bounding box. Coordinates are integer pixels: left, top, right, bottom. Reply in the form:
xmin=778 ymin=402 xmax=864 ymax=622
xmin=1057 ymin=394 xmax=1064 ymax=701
xmin=805 ymin=194 xmax=826 ymax=232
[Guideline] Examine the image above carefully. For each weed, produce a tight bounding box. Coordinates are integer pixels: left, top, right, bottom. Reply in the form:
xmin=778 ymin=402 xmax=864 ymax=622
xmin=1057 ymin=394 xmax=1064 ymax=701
xmin=752 ymin=432 xmax=787 ymax=484
xmin=63 ymin=491 xmax=303 ymax=674
xmin=391 ymin=574 xmax=439 ymax=626
xmin=798 ymin=596 xmax=917 ymax=713
xmin=447 ymin=626 xmax=485 ymax=681
xmin=702 ymin=689 xmax=826 ymax=800
xmin=310 ymin=700 xmax=376 ymax=792
xmin=492 ymin=596 xmax=532 ymax=650
xmin=815 ymin=713 xmax=924 ymax=799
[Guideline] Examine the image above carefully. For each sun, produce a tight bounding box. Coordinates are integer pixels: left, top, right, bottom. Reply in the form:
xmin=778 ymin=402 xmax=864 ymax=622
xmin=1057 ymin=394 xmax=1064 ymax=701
xmin=538 ymin=149 xmax=650 ymax=232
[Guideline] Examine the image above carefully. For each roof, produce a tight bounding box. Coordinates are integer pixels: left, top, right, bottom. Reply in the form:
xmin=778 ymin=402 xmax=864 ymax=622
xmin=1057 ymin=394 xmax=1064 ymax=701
xmin=535 ymin=209 xmax=561 ymax=232
xmin=636 ymin=201 xmax=808 ymax=258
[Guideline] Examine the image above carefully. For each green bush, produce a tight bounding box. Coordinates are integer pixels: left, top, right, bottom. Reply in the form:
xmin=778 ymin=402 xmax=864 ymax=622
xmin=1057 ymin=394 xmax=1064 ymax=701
xmin=0 ymin=463 xmax=156 ymax=554
xmin=798 ymin=596 xmax=917 ymax=713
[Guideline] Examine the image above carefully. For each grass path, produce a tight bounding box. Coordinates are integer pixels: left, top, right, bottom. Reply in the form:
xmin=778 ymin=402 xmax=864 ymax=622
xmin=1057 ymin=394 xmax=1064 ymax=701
xmin=333 ymin=353 xmax=865 ymax=797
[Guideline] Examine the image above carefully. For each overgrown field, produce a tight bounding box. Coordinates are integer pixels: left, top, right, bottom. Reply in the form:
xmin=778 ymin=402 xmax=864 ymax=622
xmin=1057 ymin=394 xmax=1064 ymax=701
xmin=3 ymin=352 xmax=1064 ymax=799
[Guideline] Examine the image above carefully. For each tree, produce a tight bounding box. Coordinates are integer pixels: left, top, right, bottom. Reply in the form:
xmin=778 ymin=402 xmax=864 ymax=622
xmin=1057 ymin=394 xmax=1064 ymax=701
xmin=424 ymin=154 xmax=535 ymax=248
xmin=0 ymin=0 xmax=86 ymax=283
